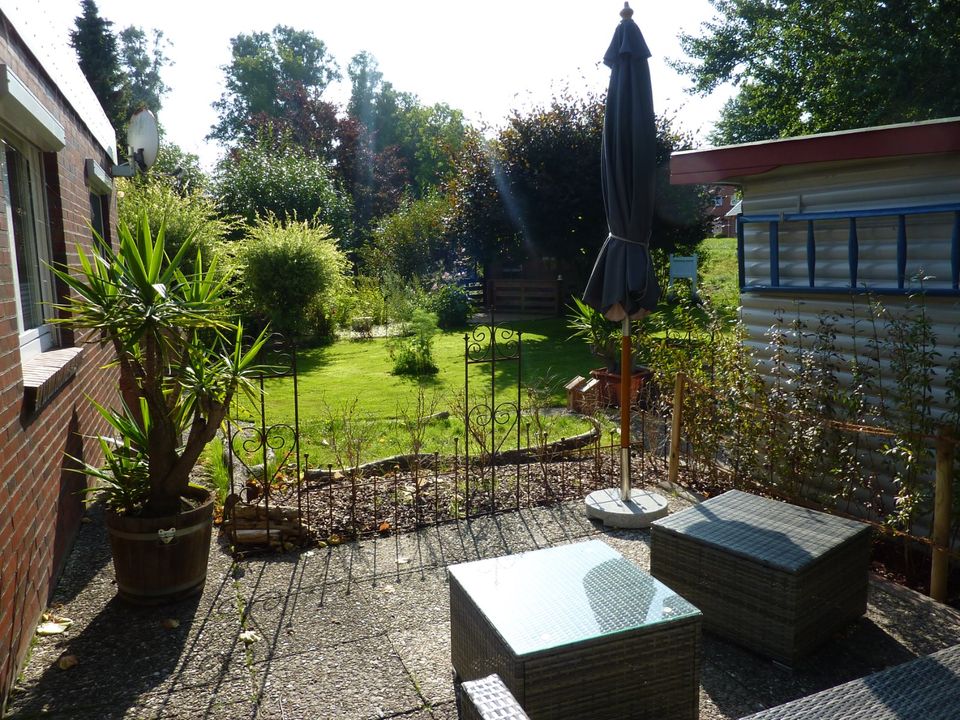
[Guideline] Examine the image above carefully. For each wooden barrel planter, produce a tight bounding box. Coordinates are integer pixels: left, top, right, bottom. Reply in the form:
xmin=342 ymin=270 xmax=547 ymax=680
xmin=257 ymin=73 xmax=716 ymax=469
xmin=105 ymin=486 xmax=213 ymax=605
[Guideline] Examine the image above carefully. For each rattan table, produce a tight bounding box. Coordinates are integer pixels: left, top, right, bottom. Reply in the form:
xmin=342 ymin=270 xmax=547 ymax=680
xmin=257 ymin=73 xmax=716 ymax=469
xmin=650 ymin=490 xmax=872 ymax=665
xmin=449 ymin=540 xmax=702 ymax=720
xmin=741 ymin=643 xmax=960 ymax=719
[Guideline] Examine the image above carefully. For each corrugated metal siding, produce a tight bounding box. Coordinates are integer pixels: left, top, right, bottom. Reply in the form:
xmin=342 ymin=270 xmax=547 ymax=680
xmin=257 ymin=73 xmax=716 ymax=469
xmin=737 ymin=154 xmax=960 ymax=530
xmin=741 ymin=292 xmax=960 ymax=418
xmin=742 ymin=154 xmax=960 ymax=291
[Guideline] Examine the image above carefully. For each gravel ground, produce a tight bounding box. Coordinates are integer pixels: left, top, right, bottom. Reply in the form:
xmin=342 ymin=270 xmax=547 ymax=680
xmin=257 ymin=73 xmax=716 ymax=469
xmin=6 ymin=487 xmax=960 ymax=720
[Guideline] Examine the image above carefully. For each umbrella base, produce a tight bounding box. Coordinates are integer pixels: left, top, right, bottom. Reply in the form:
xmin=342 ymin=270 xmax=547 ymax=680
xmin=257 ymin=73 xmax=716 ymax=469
xmin=584 ymin=487 xmax=669 ymax=529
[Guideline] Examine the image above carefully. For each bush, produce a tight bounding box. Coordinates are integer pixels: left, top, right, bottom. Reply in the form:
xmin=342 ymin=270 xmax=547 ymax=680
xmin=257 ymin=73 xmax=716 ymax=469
xmin=389 ymin=309 xmax=439 ymax=376
xmin=214 ymin=140 xmax=354 ymax=243
xmin=380 ymin=272 xmax=427 ymax=324
xmin=236 ymin=216 xmax=349 ymax=343
xmin=362 ymin=193 xmax=453 ymax=279
xmin=117 ymin=175 xmax=235 ymax=273
xmin=426 ymin=283 xmax=472 ymax=329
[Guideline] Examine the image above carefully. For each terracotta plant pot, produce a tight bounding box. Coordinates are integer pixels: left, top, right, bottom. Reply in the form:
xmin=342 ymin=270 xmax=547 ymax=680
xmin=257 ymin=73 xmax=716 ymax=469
xmin=589 ymin=367 xmax=653 ymax=408
xmin=104 ymin=486 xmax=213 ymax=605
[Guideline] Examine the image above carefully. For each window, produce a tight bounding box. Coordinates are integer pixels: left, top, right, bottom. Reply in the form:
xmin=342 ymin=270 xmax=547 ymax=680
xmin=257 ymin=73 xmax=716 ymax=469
xmin=2 ymin=131 xmax=55 ymax=357
xmin=85 ymin=158 xmax=112 ymax=248
xmin=714 ymin=195 xmax=724 ymax=207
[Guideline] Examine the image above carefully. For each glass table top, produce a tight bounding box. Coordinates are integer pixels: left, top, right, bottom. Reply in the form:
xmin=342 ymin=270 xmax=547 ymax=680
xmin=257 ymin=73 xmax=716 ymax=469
xmin=449 ymin=540 xmax=700 ymax=657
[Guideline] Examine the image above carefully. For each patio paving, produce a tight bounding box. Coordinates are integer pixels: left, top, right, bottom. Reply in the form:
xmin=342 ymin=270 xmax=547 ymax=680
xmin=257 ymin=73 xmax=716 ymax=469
xmin=6 ymin=488 xmax=960 ymax=719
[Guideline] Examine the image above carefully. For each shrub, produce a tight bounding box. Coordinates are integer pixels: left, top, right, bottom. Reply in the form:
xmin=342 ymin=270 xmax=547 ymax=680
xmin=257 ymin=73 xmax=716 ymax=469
xmin=389 ymin=309 xmax=440 ymax=376
xmin=236 ymin=216 xmax=349 ymax=343
xmin=214 ymin=140 xmax=354 ymax=244
xmin=362 ymin=192 xmax=453 ymax=279
xmin=117 ymin=175 xmax=235 ymax=273
xmin=426 ymin=283 xmax=472 ymax=329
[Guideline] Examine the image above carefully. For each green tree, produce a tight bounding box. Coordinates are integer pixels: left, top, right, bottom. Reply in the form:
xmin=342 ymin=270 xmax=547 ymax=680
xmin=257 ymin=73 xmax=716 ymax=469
xmin=363 ymin=192 xmax=453 ymax=279
xmin=151 ymin=139 xmax=208 ymax=194
xmin=70 ymin=0 xmax=129 ymax=132
xmin=118 ymin=26 xmax=171 ymax=114
xmin=446 ymin=92 xmax=708 ymax=287
xmin=340 ymin=54 xmax=468 ymax=235
xmin=209 ymin=25 xmax=341 ymax=144
xmin=678 ymin=0 xmax=960 ymax=143
xmin=214 ymin=139 xmax=354 ymax=243
xmin=346 ymin=51 xmax=383 ymax=128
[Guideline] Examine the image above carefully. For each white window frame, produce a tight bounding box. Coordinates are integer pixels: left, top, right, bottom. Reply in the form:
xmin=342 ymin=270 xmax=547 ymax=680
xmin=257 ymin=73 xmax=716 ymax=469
xmin=1 ymin=129 xmax=56 ymax=358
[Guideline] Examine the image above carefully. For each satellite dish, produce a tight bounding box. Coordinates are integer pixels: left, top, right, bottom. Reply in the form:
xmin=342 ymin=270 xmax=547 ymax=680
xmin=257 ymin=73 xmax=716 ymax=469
xmin=127 ymin=108 xmax=159 ymax=171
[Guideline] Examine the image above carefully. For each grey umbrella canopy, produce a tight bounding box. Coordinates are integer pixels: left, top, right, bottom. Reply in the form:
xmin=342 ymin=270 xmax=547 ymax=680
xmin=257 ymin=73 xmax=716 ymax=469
xmin=582 ymin=2 xmax=660 ymax=322
xmin=582 ymin=3 xmax=668 ymax=520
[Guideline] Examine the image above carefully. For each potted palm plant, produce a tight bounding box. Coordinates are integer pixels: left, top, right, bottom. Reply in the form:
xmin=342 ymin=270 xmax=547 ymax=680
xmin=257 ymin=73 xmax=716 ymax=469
xmin=567 ymin=297 xmax=651 ymax=407
xmin=53 ymin=212 xmax=267 ymax=604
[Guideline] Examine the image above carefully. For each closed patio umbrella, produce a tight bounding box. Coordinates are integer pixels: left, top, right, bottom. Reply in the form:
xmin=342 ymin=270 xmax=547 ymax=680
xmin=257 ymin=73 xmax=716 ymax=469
xmin=583 ymin=2 xmax=667 ymax=526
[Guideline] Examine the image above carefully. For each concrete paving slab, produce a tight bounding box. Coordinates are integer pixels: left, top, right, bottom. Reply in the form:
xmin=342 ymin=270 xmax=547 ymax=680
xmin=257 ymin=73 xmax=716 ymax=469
xmin=389 ymin=624 xmax=455 ymax=706
xmin=350 ymin=568 xmax=450 ymax=632
xmin=239 ymin=585 xmax=385 ymax=661
xmin=250 ymin=637 xmax=422 ymax=720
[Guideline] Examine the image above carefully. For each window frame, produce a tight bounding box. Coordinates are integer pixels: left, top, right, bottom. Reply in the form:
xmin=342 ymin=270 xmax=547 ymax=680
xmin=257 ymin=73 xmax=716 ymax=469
xmin=1 ymin=127 xmax=56 ymax=357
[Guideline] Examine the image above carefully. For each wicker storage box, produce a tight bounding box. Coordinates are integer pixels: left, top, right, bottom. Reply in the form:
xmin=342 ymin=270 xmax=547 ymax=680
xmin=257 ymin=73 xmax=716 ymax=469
xmin=741 ymin=644 xmax=960 ymax=719
xmin=650 ymin=490 xmax=872 ymax=665
xmin=449 ymin=540 xmax=702 ymax=720
xmin=458 ymin=674 xmax=531 ymax=720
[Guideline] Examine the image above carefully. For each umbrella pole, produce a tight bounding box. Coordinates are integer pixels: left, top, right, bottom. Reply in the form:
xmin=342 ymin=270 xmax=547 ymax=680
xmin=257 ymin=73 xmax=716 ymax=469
xmin=620 ymin=317 xmax=631 ymax=502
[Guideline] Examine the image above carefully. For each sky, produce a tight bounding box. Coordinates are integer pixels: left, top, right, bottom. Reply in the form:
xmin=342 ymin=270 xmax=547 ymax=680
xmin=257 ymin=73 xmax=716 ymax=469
xmin=42 ymin=0 xmax=732 ymax=170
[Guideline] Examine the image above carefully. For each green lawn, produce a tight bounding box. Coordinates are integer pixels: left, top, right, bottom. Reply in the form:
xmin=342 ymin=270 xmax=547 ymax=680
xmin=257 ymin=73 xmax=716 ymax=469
xmin=233 ymin=237 xmax=740 ymax=467
xmin=250 ymin=317 xmax=600 ymax=465
xmin=697 ymin=236 xmax=739 ymax=309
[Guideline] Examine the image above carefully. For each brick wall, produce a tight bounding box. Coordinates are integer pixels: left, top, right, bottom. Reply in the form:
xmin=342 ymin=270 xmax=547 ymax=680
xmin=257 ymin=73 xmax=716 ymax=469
xmin=0 ymin=15 xmax=118 ymax=706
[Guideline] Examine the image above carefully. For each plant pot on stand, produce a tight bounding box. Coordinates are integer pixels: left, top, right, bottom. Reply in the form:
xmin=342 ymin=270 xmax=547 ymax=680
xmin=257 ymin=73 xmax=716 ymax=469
xmin=589 ymin=366 xmax=653 ymax=407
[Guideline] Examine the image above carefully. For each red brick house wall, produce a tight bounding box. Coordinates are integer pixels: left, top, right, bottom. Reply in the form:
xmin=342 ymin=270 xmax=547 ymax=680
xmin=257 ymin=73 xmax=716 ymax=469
xmin=0 ymin=13 xmax=117 ymax=706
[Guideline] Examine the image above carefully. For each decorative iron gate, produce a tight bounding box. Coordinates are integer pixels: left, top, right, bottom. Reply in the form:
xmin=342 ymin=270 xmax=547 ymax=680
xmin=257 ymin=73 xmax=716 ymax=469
xmin=463 ymin=312 xmax=523 ymax=516
xmin=223 ymin=338 xmax=305 ymax=554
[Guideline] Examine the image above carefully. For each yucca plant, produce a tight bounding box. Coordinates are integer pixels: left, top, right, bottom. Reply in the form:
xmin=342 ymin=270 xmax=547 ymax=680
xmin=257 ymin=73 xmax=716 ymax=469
xmin=53 ymin=211 xmax=268 ymax=517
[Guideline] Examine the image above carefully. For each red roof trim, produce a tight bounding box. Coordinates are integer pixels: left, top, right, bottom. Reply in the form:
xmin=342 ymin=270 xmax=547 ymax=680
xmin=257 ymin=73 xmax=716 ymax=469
xmin=670 ymin=117 xmax=960 ymax=185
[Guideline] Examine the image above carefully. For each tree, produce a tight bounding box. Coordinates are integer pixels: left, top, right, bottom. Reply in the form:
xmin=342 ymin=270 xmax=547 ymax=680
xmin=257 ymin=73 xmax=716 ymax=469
xmin=70 ymin=0 xmax=129 ymax=132
xmin=53 ymin=213 xmax=267 ymax=517
xmin=346 ymin=51 xmax=383 ymax=127
xmin=209 ymin=25 xmax=341 ymax=145
xmin=678 ymin=0 xmax=960 ymax=144
xmin=118 ymin=26 xmax=171 ymax=114
xmin=363 ymin=192 xmax=454 ymax=279
xmin=446 ymin=92 xmax=709 ymax=286
xmin=214 ymin=139 xmax=354 ymax=244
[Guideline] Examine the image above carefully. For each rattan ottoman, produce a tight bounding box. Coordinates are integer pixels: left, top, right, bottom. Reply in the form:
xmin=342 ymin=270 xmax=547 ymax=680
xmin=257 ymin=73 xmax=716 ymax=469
xmin=650 ymin=490 xmax=872 ymax=665
xmin=458 ymin=674 xmax=531 ymax=720
xmin=741 ymin=643 xmax=960 ymax=719
xmin=449 ymin=540 xmax=702 ymax=720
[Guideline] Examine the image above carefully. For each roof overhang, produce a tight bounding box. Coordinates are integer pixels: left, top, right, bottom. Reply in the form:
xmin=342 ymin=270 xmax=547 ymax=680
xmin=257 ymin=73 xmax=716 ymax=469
xmin=671 ymin=117 xmax=960 ymax=186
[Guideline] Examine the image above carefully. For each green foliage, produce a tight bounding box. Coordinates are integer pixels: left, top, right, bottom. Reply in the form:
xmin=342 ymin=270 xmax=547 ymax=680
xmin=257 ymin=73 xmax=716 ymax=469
xmin=566 ymin=297 xmax=650 ymax=371
xmin=679 ymin=0 xmax=960 ymax=144
xmin=152 ymin=140 xmax=208 ymax=194
xmin=209 ymin=25 xmax=341 ymax=145
xmin=364 ymin=193 xmax=453 ymax=279
xmin=389 ymin=309 xmax=440 ymax=376
xmin=348 ymin=276 xmax=388 ymax=326
xmin=52 ymin=213 xmax=269 ymax=516
xmin=214 ymin=140 xmax=354 ymax=242
xmin=447 ymin=92 xmax=709 ymax=284
xmin=426 ymin=283 xmax=472 ymax=330
xmin=236 ymin=216 xmax=349 ymax=343
xmin=117 ymin=174 xmax=233 ymax=274
xmin=70 ymin=0 xmax=130 ymax=133
xmin=118 ymin=26 xmax=170 ymax=114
